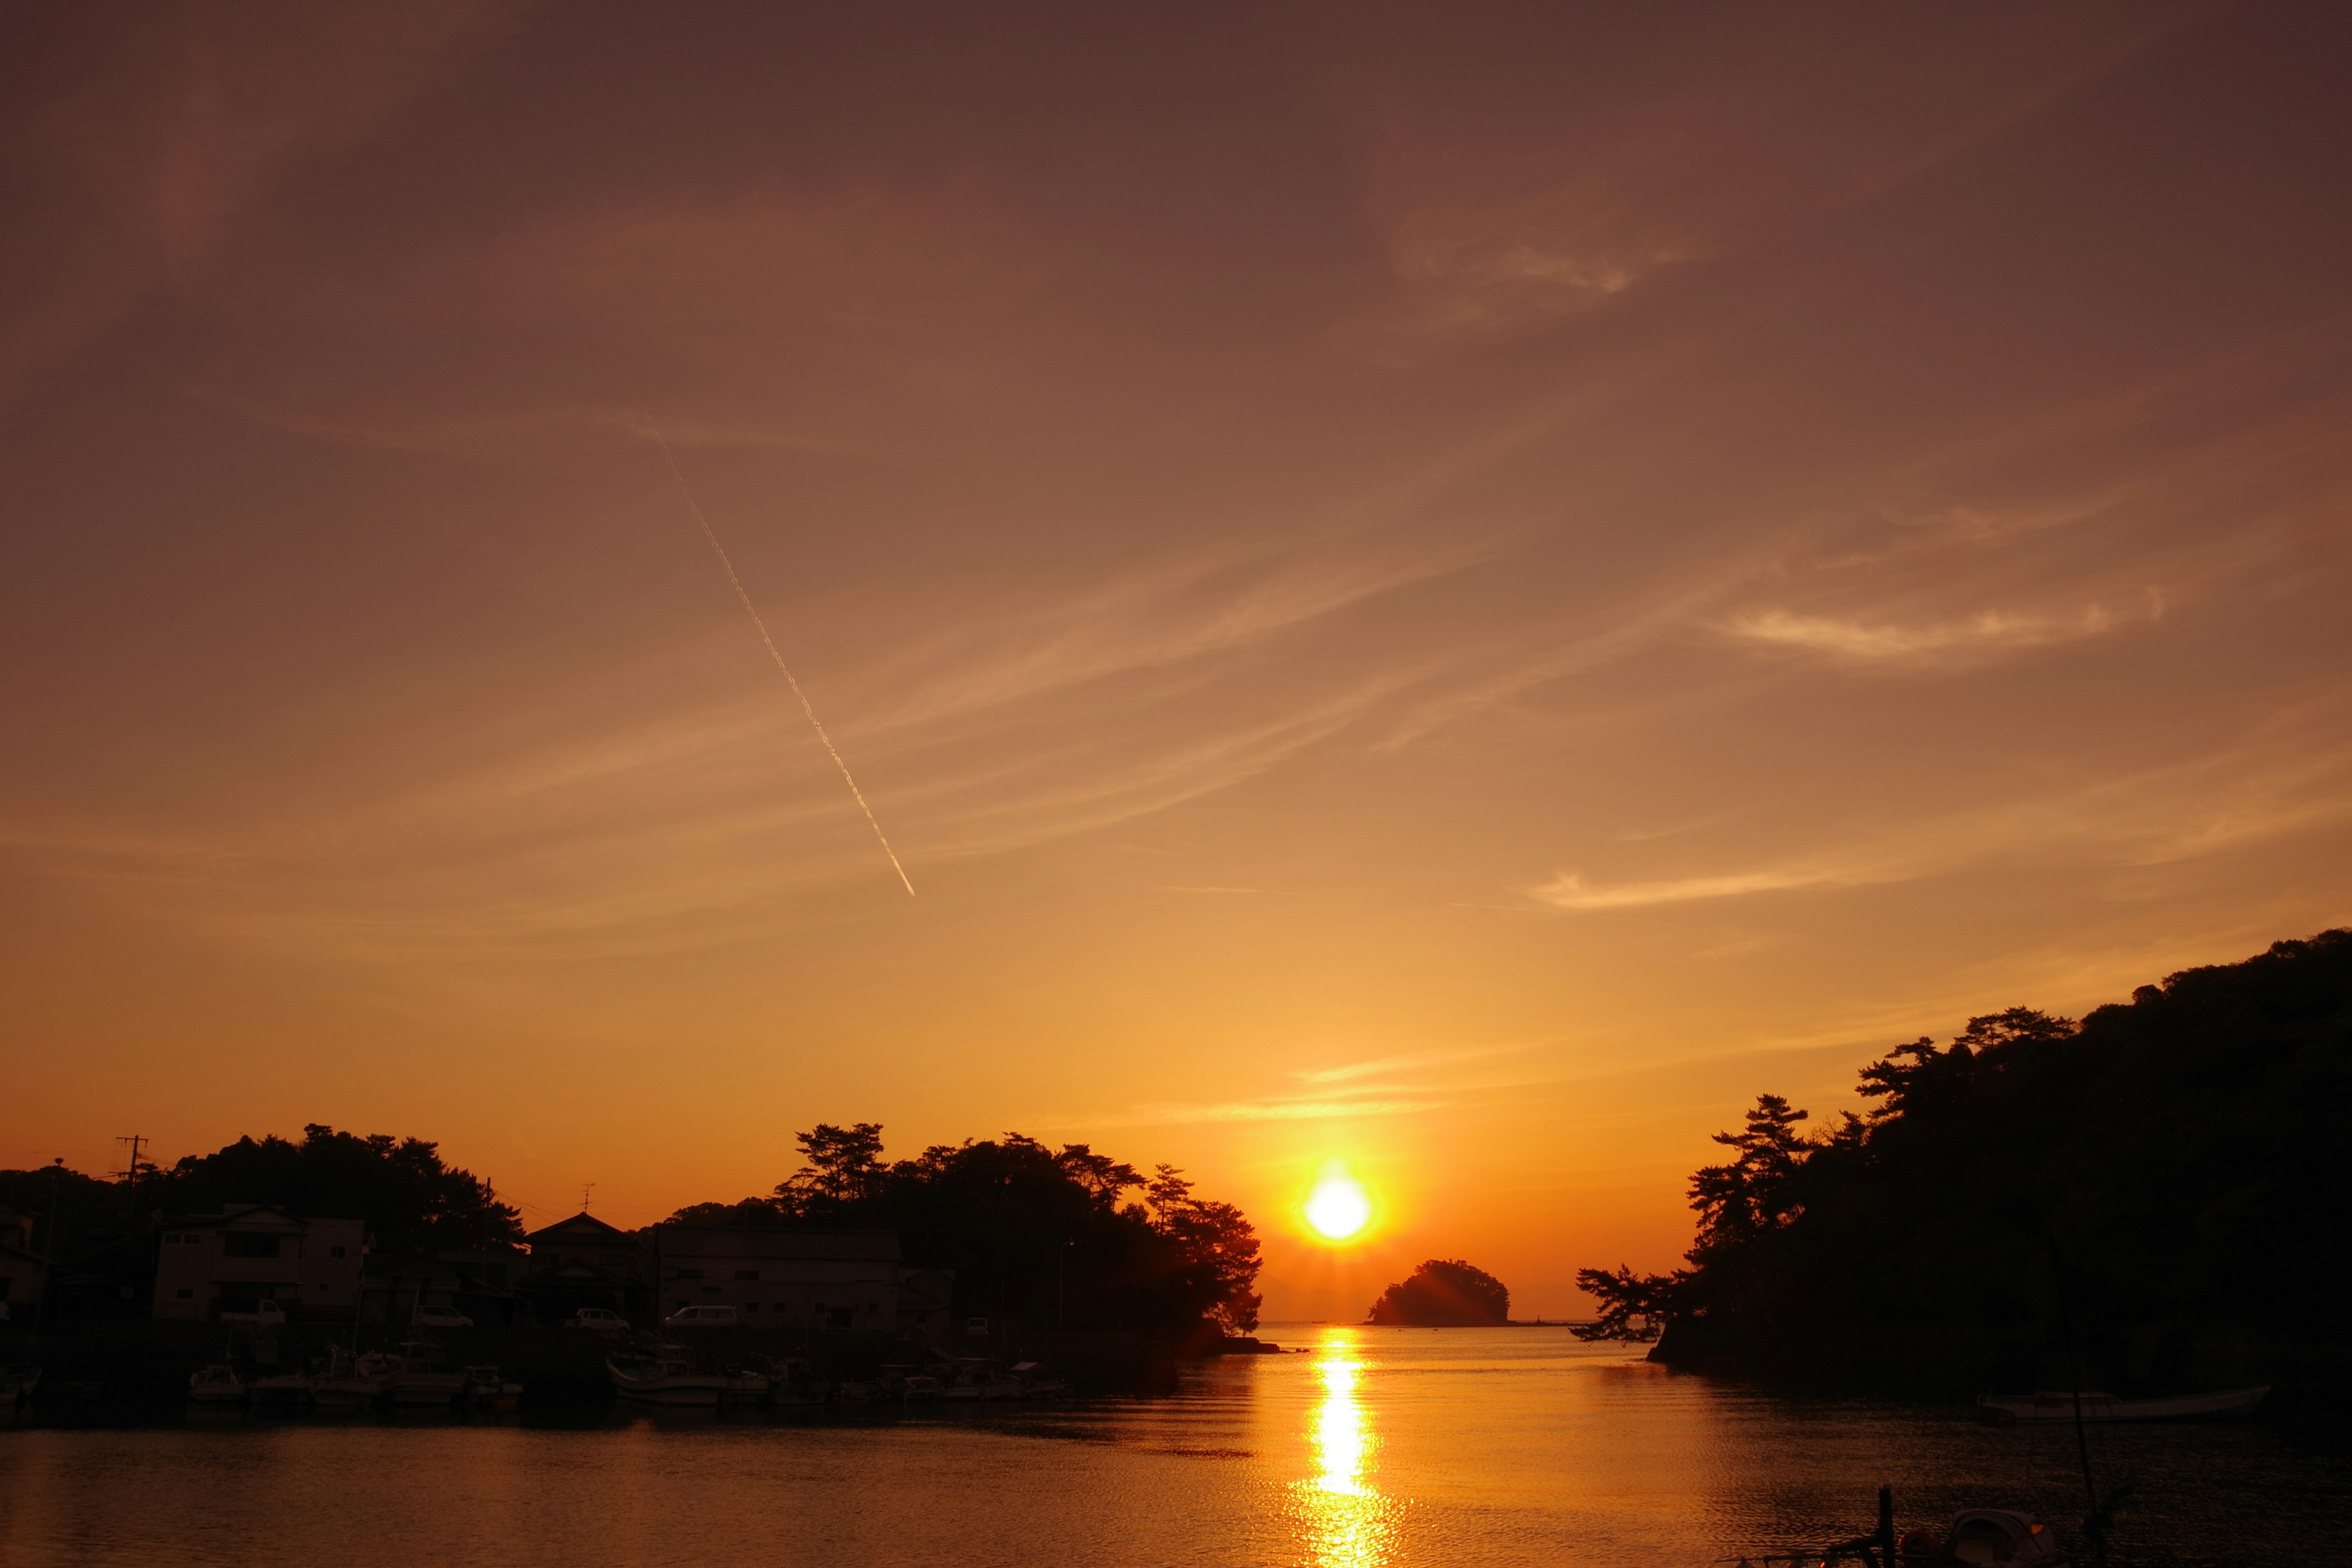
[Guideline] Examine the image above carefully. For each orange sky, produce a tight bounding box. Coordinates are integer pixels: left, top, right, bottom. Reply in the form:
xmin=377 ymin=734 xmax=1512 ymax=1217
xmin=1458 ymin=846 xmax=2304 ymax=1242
xmin=6 ymin=3 xmax=2351 ymax=1317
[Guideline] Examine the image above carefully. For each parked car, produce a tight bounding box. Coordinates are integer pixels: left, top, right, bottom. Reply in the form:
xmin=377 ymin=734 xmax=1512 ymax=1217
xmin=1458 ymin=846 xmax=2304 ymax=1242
xmin=663 ymin=1305 xmax=738 ymax=1327
xmin=567 ymin=1308 xmax=630 ymax=1332
xmin=413 ymin=1305 xmax=474 ymax=1329
xmin=217 ymin=1298 xmax=288 ymax=1326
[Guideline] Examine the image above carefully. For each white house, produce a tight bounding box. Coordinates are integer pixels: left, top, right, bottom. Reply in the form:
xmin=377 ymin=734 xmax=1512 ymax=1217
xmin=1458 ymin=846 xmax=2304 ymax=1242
xmin=152 ymin=1205 xmax=366 ymax=1322
xmin=652 ymin=1227 xmax=937 ymax=1330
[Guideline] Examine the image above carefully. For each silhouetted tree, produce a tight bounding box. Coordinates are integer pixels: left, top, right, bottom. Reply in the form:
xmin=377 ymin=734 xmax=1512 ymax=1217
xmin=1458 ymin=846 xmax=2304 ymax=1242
xmin=667 ymin=1127 xmax=1261 ymax=1334
xmin=145 ymin=1125 xmax=522 ymax=1256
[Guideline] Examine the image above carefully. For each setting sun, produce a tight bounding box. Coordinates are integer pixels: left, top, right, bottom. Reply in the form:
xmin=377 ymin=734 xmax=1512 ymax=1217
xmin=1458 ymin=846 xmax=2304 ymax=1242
xmin=1303 ymin=1167 xmax=1374 ymax=1243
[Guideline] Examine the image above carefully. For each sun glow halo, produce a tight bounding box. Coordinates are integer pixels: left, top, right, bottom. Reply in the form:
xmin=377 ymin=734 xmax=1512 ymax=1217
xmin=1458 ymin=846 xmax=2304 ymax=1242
xmin=1303 ymin=1167 xmax=1374 ymax=1243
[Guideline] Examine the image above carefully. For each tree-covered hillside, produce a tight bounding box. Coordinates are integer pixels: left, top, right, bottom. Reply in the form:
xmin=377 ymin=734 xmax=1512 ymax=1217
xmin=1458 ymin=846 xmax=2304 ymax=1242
xmin=1578 ymin=932 xmax=2352 ymax=1397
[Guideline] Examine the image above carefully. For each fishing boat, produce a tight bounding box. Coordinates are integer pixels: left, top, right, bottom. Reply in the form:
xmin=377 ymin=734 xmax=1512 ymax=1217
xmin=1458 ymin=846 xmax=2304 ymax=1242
xmin=462 ymin=1365 xmax=524 ymax=1409
xmin=1976 ymin=1385 xmax=2268 ymax=1423
xmin=189 ymin=1364 xmax=246 ymax=1406
xmin=379 ymin=1338 xmax=467 ymax=1408
xmin=606 ymin=1349 xmax=767 ymax=1407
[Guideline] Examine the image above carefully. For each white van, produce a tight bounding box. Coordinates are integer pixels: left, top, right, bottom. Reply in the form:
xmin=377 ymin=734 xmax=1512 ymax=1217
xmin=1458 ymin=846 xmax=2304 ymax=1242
xmin=663 ymin=1305 xmax=739 ymax=1327
xmin=217 ymin=1298 xmax=287 ymax=1327
xmin=567 ymin=1308 xmax=630 ymax=1332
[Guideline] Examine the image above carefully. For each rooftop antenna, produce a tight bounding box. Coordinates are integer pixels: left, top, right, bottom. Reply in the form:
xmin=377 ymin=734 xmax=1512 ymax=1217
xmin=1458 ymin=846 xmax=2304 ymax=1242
xmin=581 ymin=1183 xmax=596 ymax=1212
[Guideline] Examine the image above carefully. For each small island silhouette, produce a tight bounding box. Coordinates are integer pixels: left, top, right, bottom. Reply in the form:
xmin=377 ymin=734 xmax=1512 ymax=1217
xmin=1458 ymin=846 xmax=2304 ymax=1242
xmin=1367 ymin=1258 xmax=1510 ymax=1325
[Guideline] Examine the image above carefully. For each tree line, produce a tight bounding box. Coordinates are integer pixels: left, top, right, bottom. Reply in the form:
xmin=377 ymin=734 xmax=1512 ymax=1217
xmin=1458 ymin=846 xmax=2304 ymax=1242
xmin=1575 ymin=931 xmax=2352 ymax=1395
xmin=3 ymin=1121 xmax=1261 ymax=1338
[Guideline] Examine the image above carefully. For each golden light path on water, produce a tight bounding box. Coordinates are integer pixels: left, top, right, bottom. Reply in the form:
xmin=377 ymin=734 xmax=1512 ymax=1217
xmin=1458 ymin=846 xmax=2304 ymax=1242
xmin=1298 ymin=1327 xmax=1400 ymax=1567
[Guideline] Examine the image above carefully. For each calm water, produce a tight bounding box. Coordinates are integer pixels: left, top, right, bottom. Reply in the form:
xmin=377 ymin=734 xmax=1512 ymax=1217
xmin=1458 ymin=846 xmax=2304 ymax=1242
xmin=1 ymin=1327 xmax=2340 ymax=1566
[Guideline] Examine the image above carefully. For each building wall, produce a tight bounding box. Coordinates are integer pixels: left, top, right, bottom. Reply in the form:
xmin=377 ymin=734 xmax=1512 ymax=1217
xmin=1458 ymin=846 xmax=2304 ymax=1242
xmin=152 ymin=1211 xmax=363 ymax=1322
xmin=296 ymin=1218 xmax=366 ymax=1315
xmin=653 ymin=1230 xmax=908 ymax=1329
xmin=660 ymin=1257 xmax=900 ymax=1327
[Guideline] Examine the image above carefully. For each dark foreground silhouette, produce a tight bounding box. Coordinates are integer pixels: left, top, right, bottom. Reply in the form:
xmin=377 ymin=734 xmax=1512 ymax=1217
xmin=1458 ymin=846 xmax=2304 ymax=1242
xmin=1577 ymin=931 xmax=2352 ymax=1401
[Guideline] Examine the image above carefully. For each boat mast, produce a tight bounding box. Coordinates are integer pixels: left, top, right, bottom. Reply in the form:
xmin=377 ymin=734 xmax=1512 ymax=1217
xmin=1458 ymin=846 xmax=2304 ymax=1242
xmin=2046 ymin=1235 xmax=2106 ymax=1567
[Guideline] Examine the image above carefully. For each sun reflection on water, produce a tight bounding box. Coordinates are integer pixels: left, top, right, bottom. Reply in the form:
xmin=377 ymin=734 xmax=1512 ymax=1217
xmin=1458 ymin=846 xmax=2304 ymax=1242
xmin=1297 ymin=1327 xmax=1398 ymax=1567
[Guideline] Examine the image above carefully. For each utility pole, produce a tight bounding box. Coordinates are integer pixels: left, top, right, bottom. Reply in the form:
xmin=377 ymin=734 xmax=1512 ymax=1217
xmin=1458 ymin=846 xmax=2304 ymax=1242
xmin=39 ymin=1158 xmax=64 ymax=1328
xmin=115 ymin=1134 xmax=150 ymax=1194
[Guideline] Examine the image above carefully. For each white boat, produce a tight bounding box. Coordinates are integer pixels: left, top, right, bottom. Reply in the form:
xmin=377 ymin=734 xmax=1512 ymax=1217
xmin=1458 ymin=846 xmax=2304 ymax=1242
xmin=1977 ymin=1385 xmax=2268 ymax=1423
xmin=379 ymin=1339 xmax=467 ymax=1407
xmin=606 ymin=1351 xmax=767 ymax=1406
xmin=189 ymin=1364 xmax=246 ymax=1405
xmin=462 ymin=1365 xmax=524 ymax=1409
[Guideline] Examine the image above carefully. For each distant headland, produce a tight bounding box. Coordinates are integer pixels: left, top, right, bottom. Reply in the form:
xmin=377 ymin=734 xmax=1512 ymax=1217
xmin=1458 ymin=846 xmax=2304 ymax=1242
xmin=1574 ymin=930 xmax=2352 ymax=1409
xmin=1366 ymin=1258 xmax=1511 ymax=1326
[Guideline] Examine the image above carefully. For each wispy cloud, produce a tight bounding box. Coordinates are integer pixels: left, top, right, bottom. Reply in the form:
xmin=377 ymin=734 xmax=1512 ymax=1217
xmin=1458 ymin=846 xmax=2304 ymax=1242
xmin=1722 ymin=605 xmax=2118 ymax=662
xmin=1534 ymin=864 xmax=1887 ymax=911
xmin=1102 ymin=1096 xmax=1452 ymax=1126
xmin=1532 ymin=723 xmax=2352 ymax=915
xmin=1291 ymin=1042 xmax=1525 ymax=1086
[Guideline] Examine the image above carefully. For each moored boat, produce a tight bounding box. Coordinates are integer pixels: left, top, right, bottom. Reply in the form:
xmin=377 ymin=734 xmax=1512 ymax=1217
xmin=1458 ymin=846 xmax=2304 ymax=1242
xmin=1009 ymin=1362 xmax=1069 ymax=1398
xmin=247 ymin=1370 xmax=316 ymax=1412
xmin=462 ymin=1365 xmax=524 ymax=1409
xmin=1976 ymin=1385 xmax=2267 ymax=1423
xmin=313 ymin=1346 xmax=384 ymax=1409
xmin=189 ymin=1364 xmax=246 ymax=1406
xmin=606 ymin=1350 xmax=766 ymax=1406
xmin=380 ymin=1338 xmax=467 ymax=1407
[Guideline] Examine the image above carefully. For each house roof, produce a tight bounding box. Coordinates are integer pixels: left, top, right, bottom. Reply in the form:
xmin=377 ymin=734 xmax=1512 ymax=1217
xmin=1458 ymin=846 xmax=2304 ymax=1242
xmin=159 ymin=1204 xmax=311 ymax=1232
xmin=655 ymin=1227 xmax=902 ymax=1262
xmin=526 ymin=1212 xmax=635 ymax=1247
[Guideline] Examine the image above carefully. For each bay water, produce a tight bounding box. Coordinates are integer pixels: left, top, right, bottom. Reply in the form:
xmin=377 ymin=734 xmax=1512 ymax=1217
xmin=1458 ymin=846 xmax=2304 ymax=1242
xmin=1 ymin=1326 xmax=2338 ymax=1566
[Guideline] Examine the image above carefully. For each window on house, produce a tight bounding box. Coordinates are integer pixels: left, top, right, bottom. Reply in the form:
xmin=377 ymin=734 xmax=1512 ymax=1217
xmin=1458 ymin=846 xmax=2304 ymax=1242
xmin=745 ymin=1302 xmax=760 ymax=1312
xmin=224 ymin=1234 xmax=281 ymax=1259
xmin=330 ymin=1246 xmax=346 ymax=1260
xmin=177 ymin=1288 xmax=195 ymax=1299
xmin=672 ymin=1267 xmax=703 ymax=1281
xmin=734 ymin=1270 xmax=758 ymax=1281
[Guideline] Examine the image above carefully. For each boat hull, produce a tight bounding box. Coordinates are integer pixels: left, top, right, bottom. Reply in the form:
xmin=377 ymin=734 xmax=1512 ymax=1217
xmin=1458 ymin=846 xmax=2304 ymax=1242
xmin=385 ymin=1374 xmax=467 ymax=1406
xmin=1978 ymin=1386 xmax=2269 ymax=1423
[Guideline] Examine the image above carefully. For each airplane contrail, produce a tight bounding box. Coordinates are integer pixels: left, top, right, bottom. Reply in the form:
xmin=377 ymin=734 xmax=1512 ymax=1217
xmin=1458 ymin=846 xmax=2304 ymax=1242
xmin=633 ymin=408 xmax=916 ymax=899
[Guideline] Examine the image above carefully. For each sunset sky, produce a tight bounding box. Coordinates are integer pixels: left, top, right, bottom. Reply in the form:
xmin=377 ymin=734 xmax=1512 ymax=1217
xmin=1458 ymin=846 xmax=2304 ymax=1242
xmin=6 ymin=2 xmax=2350 ymax=1317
